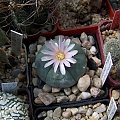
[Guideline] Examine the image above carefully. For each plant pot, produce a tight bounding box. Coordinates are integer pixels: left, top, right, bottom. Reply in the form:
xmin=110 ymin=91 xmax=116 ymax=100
xmin=0 ymin=87 xmax=33 ymax=120
xmin=57 ymin=0 xmax=109 ymax=31
xmin=28 ymin=25 xmax=109 ymax=110
xmin=98 ymin=20 xmax=120 ymax=87
xmin=0 ymin=44 xmax=29 ymax=87
xmin=34 ymin=99 xmax=110 ymax=120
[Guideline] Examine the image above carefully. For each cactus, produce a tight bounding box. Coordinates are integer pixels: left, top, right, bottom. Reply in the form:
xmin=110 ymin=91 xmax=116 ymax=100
xmin=0 ymin=92 xmax=29 ymax=120
xmin=35 ymin=36 xmax=87 ymax=88
xmin=114 ymin=59 xmax=120 ymax=79
xmin=103 ymin=39 xmax=120 ymax=63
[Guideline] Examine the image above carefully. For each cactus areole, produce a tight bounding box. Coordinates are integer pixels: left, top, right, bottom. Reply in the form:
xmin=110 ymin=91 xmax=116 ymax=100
xmin=35 ymin=36 xmax=87 ymax=88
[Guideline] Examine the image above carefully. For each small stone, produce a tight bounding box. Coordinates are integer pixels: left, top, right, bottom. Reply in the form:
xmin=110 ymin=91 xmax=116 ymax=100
xmin=64 ymin=88 xmax=71 ymax=95
xmin=21 ymin=58 xmax=26 ymax=64
xmin=34 ymin=97 xmax=43 ymax=104
xmin=37 ymin=45 xmax=42 ymax=52
xmin=38 ymin=36 xmax=46 ymax=44
xmin=96 ymin=68 xmax=103 ymax=77
xmin=38 ymin=92 xmax=56 ymax=105
xmin=90 ymin=87 xmax=101 ymax=97
xmin=91 ymin=112 xmax=100 ymax=120
xmin=77 ymin=75 xmax=90 ymax=92
xmin=100 ymin=115 xmax=107 ymax=120
xmin=75 ymin=114 xmax=81 ymax=120
xmin=44 ymin=117 xmax=53 ymax=120
xmin=92 ymin=57 xmax=101 ymax=67
xmin=38 ymin=111 xmax=47 ymax=118
xmin=72 ymin=38 xmax=81 ymax=45
xmin=93 ymin=77 xmax=102 ymax=88
xmin=43 ymin=84 xmax=52 ymax=92
xmin=33 ymin=88 xmax=43 ymax=97
xmin=80 ymin=92 xmax=91 ymax=99
xmin=112 ymin=90 xmax=120 ymax=100
xmin=53 ymin=107 xmax=62 ymax=118
xmin=82 ymin=41 xmax=92 ymax=49
xmin=57 ymin=96 xmax=69 ymax=103
xmin=72 ymin=86 xmax=79 ymax=94
xmin=78 ymin=107 xmax=87 ymax=113
xmin=80 ymin=32 xmax=88 ymax=42
xmin=93 ymin=103 xmax=101 ymax=109
xmin=70 ymin=108 xmax=79 ymax=115
xmin=52 ymin=87 xmax=61 ymax=93
xmin=94 ymin=104 xmax=106 ymax=113
xmin=90 ymin=46 xmax=97 ymax=55
xmin=88 ymin=35 xmax=95 ymax=45
xmin=28 ymin=54 xmax=36 ymax=63
xmin=47 ymin=110 xmax=53 ymax=118
xmin=86 ymin=108 xmax=93 ymax=116
xmin=88 ymin=70 xmax=95 ymax=78
xmin=32 ymin=77 xmax=38 ymax=86
xmin=29 ymin=43 xmax=37 ymax=54
xmin=81 ymin=118 xmax=85 ymax=120
xmin=68 ymin=94 xmax=76 ymax=101
xmin=62 ymin=111 xmax=72 ymax=118
xmin=17 ymin=73 xmax=25 ymax=81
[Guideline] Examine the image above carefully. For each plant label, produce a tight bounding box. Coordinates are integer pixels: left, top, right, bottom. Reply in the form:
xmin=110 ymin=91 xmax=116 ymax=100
xmin=11 ymin=30 xmax=23 ymax=56
xmin=1 ymin=82 xmax=18 ymax=93
xmin=107 ymin=97 xmax=117 ymax=120
xmin=100 ymin=52 xmax=113 ymax=86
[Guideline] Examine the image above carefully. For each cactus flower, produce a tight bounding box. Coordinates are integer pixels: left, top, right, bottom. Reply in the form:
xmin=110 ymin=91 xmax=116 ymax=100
xmin=41 ymin=36 xmax=78 ymax=75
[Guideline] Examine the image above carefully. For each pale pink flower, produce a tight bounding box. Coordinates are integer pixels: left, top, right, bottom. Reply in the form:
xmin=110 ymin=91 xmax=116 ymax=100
xmin=41 ymin=36 xmax=78 ymax=75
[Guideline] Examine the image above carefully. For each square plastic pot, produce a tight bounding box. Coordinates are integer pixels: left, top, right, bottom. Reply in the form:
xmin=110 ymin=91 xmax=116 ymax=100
xmin=28 ymin=25 xmax=108 ymax=110
xmin=98 ymin=20 xmax=120 ymax=87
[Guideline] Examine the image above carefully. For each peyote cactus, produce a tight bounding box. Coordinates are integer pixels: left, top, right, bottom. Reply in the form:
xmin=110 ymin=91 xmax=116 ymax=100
xmin=35 ymin=36 xmax=87 ymax=88
xmin=0 ymin=92 xmax=29 ymax=120
xmin=103 ymin=39 xmax=120 ymax=63
xmin=114 ymin=59 xmax=120 ymax=79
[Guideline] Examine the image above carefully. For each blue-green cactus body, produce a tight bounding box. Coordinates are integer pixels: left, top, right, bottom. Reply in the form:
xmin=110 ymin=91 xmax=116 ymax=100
xmin=35 ymin=39 xmax=87 ymax=88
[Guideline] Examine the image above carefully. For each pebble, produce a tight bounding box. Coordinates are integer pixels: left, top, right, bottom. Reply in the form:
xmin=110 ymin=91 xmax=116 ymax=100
xmin=88 ymin=35 xmax=95 ymax=45
xmin=90 ymin=46 xmax=97 ymax=55
xmin=90 ymin=87 xmax=101 ymax=97
xmin=94 ymin=104 xmax=106 ymax=113
xmin=12 ymin=69 xmax=21 ymax=78
xmin=80 ymin=32 xmax=88 ymax=42
xmin=62 ymin=111 xmax=72 ymax=118
xmin=72 ymin=38 xmax=81 ymax=46
xmin=86 ymin=108 xmax=93 ymax=116
xmin=77 ymin=75 xmax=90 ymax=92
xmin=34 ymin=97 xmax=43 ymax=104
xmin=38 ymin=36 xmax=46 ymax=44
xmin=33 ymin=88 xmax=43 ymax=97
xmin=56 ymin=96 xmax=69 ymax=103
xmin=38 ymin=111 xmax=47 ymax=118
xmin=112 ymin=90 xmax=120 ymax=100
xmin=93 ymin=77 xmax=102 ymax=88
xmin=64 ymin=88 xmax=71 ymax=96
xmin=29 ymin=43 xmax=37 ymax=54
xmin=80 ymin=92 xmax=91 ymax=99
xmin=92 ymin=57 xmax=101 ymax=67
xmin=43 ymin=84 xmax=52 ymax=93
xmin=17 ymin=73 xmax=25 ymax=81
xmin=47 ymin=110 xmax=53 ymax=118
xmin=52 ymin=88 xmax=61 ymax=93
xmin=70 ymin=108 xmax=79 ymax=115
xmin=68 ymin=94 xmax=77 ymax=101
xmin=53 ymin=107 xmax=62 ymax=118
xmin=32 ymin=77 xmax=38 ymax=86
xmin=38 ymin=92 xmax=56 ymax=105
xmin=72 ymin=86 xmax=79 ymax=95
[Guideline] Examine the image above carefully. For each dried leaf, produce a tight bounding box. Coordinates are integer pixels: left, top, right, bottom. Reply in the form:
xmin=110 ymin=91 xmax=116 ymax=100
xmin=0 ymin=28 xmax=9 ymax=47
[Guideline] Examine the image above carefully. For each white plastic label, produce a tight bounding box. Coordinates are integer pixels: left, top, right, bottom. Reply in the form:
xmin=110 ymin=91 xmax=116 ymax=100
xmin=100 ymin=52 xmax=113 ymax=86
xmin=1 ymin=82 xmax=18 ymax=93
xmin=11 ymin=30 xmax=23 ymax=56
xmin=107 ymin=97 xmax=117 ymax=120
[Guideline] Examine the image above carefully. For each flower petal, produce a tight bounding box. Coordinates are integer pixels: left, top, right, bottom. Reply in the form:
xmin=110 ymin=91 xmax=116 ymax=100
xmin=64 ymin=39 xmax=70 ymax=47
xmin=65 ymin=50 xmax=78 ymax=58
xmin=41 ymin=49 xmax=55 ymax=55
xmin=44 ymin=59 xmax=55 ymax=68
xmin=65 ymin=44 xmax=75 ymax=52
xmin=60 ymin=62 xmax=66 ymax=75
xmin=54 ymin=60 xmax=60 ymax=73
xmin=66 ymin=58 xmax=77 ymax=64
xmin=41 ymin=56 xmax=53 ymax=61
xmin=45 ymin=41 xmax=54 ymax=51
xmin=50 ymin=40 xmax=58 ymax=51
xmin=63 ymin=60 xmax=71 ymax=67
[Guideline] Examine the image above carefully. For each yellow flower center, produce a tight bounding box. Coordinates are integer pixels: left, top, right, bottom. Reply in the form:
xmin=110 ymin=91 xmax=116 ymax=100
xmin=56 ymin=52 xmax=65 ymax=60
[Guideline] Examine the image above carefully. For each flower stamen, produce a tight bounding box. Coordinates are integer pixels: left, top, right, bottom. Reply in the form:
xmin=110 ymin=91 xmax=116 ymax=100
xmin=56 ymin=52 xmax=65 ymax=60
